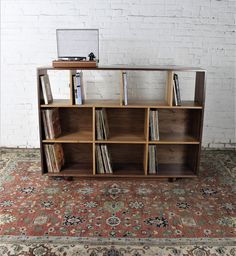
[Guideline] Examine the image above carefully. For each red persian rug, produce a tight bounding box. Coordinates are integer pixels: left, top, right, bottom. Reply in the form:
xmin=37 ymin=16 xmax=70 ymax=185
xmin=0 ymin=149 xmax=235 ymax=255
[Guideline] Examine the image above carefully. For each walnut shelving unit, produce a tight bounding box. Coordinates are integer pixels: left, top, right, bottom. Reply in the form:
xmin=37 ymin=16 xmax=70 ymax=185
xmin=37 ymin=66 xmax=205 ymax=178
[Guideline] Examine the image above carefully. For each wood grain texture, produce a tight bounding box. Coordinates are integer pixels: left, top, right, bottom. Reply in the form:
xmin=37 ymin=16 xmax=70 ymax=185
xmin=46 ymin=163 xmax=196 ymax=178
xmin=59 ymin=108 xmax=93 ymax=136
xmin=155 ymin=145 xmax=198 ymax=175
xmin=105 ymin=144 xmax=145 ymax=174
xmin=38 ymin=65 xmax=205 ymax=71
xmin=157 ymin=109 xmax=201 ymax=142
xmin=63 ymin=143 xmax=93 ymax=167
xmin=47 ymin=163 xmax=93 ymax=176
xmin=194 ymin=71 xmax=206 ymax=175
xmin=103 ymin=108 xmax=146 ymax=141
xmin=42 ymin=131 xmax=93 ymax=143
xmin=92 ymin=143 xmax=96 ymax=175
xmin=52 ymin=60 xmax=97 ymax=68
xmin=166 ymin=71 xmax=173 ymax=106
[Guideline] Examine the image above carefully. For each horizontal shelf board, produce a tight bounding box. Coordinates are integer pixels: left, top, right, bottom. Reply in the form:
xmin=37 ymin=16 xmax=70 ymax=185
xmin=42 ymin=131 xmax=93 ymax=143
xmin=45 ymin=164 xmax=196 ymax=178
xmin=96 ymin=163 xmax=145 ymax=176
xmin=149 ymin=141 xmax=200 ymax=145
xmin=40 ymin=99 xmax=121 ymax=108
xmin=96 ymin=172 xmax=145 ymax=177
xmin=41 ymin=99 xmax=203 ymax=109
xmin=171 ymin=101 xmax=203 ymax=109
xmin=149 ymin=135 xmax=200 ymax=144
xmin=45 ymin=173 xmax=196 ymax=178
xmin=96 ymin=134 xmax=146 ymax=143
xmin=149 ymin=164 xmax=196 ymax=177
xmin=95 ymin=141 xmax=146 ymax=144
xmin=38 ymin=65 xmax=205 ymax=71
xmin=46 ymin=163 xmax=93 ymax=176
xmin=41 ymin=99 xmax=75 ymax=108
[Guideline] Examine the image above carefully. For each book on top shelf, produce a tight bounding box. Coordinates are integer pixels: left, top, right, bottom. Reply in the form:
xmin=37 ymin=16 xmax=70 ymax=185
xmin=76 ymin=72 xmax=82 ymax=105
xmin=122 ymin=72 xmax=128 ymax=105
xmin=73 ymin=72 xmax=85 ymax=105
xmin=173 ymin=79 xmax=178 ymax=106
xmin=73 ymin=75 xmax=77 ymax=105
xmin=40 ymin=74 xmax=53 ymax=105
xmin=42 ymin=108 xmax=61 ymax=139
xmin=173 ymin=73 xmax=181 ymax=106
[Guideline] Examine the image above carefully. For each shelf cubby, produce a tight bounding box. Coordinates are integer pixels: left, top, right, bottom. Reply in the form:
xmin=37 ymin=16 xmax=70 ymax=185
xmin=46 ymin=143 xmax=93 ymax=176
xmin=148 ymin=144 xmax=199 ymax=177
xmin=42 ymin=108 xmax=93 ymax=143
xmin=150 ymin=108 xmax=202 ymax=144
xmin=121 ymin=71 xmax=169 ymax=106
xmin=95 ymin=144 xmax=145 ymax=176
xmin=70 ymin=70 xmax=121 ymax=106
xmin=95 ymin=108 xmax=147 ymax=142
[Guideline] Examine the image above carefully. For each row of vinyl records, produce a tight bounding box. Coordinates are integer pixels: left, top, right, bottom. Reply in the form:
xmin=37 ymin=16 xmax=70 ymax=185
xmin=44 ymin=143 xmax=159 ymax=174
xmin=40 ymin=72 xmax=182 ymax=106
xmin=44 ymin=144 xmax=64 ymax=173
xmin=41 ymin=108 xmax=61 ymax=139
xmin=97 ymin=144 xmax=159 ymax=174
xmin=41 ymin=108 xmax=161 ymax=141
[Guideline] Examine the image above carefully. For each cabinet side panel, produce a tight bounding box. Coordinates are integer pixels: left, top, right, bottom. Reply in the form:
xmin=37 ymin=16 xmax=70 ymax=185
xmin=194 ymin=71 xmax=206 ymax=175
xmin=37 ymin=68 xmax=47 ymax=174
xmin=195 ymin=72 xmax=205 ymax=106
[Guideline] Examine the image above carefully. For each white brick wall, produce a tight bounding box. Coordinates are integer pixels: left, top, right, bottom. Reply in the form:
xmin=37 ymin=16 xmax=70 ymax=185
xmin=1 ymin=0 xmax=235 ymax=148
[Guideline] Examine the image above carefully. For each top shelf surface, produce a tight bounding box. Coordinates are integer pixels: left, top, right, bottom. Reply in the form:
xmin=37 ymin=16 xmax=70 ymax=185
xmin=38 ymin=65 xmax=206 ymax=72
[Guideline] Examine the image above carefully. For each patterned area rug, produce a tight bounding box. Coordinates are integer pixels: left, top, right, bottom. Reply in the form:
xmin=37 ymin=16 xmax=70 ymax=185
xmin=0 ymin=148 xmax=235 ymax=255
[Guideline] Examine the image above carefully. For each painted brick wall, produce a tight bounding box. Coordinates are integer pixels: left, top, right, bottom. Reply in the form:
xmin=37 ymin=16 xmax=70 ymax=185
xmin=1 ymin=0 xmax=235 ymax=148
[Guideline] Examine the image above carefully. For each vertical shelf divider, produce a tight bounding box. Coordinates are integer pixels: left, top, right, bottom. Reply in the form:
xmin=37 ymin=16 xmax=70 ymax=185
xmin=166 ymin=71 xmax=173 ymax=106
xmin=69 ymin=70 xmax=76 ymax=105
xmin=92 ymin=107 xmax=96 ymax=175
xmin=144 ymin=108 xmax=150 ymax=175
xmin=80 ymin=71 xmax=84 ymax=104
xmin=195 ymin=71 xmax=206 ymax=106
